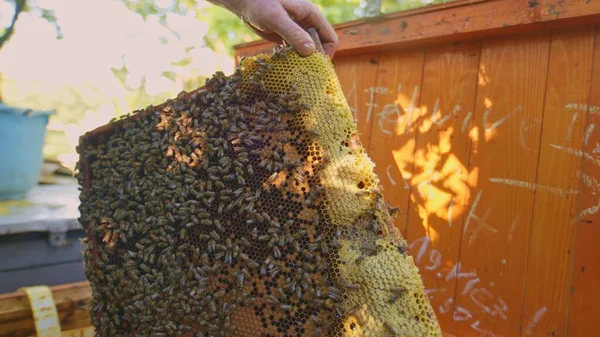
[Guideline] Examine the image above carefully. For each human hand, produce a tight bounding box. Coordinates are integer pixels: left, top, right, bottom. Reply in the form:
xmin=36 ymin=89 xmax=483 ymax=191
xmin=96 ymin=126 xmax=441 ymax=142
xmin=208 ymin=0 xmax=339 ymax=58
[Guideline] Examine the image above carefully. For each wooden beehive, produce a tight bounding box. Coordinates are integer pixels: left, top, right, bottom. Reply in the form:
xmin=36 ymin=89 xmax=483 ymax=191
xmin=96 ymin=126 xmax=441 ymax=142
xmin=0 ymin=282 xmax=94 ymax=337
xmin=234 ymin=1 xmax=600 ymax=336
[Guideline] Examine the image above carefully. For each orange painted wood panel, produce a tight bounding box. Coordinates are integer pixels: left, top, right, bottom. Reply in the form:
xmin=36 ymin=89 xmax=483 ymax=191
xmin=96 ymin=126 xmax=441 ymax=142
xmin=453 ymin=33 xmax=551 ymax=337
xmin=234 ymin=0 xmax=600 ymax=59
xmin=365 ymin=49 xmax=425 ymax=237
xmin=404 ymin=41 xmax=481 ymax=334
xmin=566 ymin=25 xmax=600 ymax=337
xmin=521 ymin=26 xmax=597 ymax=337
xmin=234 ymin=14 xmax=600 ymax=336
xmin=332 ymin=54 xmax=380 ymax=149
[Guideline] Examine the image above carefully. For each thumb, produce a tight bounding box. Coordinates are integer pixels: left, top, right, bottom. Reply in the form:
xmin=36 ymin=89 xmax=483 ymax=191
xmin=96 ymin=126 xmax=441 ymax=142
xmin=269 ymin=14 xmax=316 ymax=57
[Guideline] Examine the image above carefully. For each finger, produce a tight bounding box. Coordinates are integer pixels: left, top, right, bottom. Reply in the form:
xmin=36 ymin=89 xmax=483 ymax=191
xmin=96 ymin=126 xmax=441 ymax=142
xmin=259 ymin=31 xmax=285 ymax=45
xmin=268 ymin=11 xmax=316 ymax=57
xmin=282 ymin=0 xmax=339 ymax=55
xmin=244 ymin=20 xmax=284 ymax=44
xmin=322 ymin=42 xmax=337 ymax=59
xmin=308 ymin=27 xmax=324 ymax=54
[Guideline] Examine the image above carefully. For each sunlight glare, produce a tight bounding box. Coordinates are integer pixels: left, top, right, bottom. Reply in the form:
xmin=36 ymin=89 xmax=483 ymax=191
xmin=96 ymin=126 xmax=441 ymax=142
xmin=478 ymin=63 xmax=490 ymax=87
xmin=484 ymin=97 xmax=493 ymax=108
xmin=393 ymin=89 xmax=421 ymax=134
xmin=391 ymin=138 xmax=416 ymax=179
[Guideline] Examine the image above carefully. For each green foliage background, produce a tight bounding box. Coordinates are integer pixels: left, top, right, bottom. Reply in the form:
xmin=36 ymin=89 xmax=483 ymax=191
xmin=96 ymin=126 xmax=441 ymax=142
xmin=120 ymin=0 xmax=449 ymax=55
xmin=0 ymin=0 xmax=449 ymax=164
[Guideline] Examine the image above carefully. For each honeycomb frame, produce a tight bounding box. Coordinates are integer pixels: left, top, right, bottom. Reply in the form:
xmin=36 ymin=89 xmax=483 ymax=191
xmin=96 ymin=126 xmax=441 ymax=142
xmin=76 ymin=46 xmax=443 ymax=337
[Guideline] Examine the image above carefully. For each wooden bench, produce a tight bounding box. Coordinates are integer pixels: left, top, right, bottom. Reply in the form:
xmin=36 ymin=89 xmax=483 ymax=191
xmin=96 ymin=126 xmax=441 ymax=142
xmin=0 ymin=282 xmax=93 ymax=337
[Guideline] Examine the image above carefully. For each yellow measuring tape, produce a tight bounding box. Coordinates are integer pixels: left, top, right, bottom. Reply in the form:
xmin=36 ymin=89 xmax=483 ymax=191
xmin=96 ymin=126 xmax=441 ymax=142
xmin=20 ymin=286 xmax=61 ymax=337
xmin=19 ymin=285 xmax=95 ymax=337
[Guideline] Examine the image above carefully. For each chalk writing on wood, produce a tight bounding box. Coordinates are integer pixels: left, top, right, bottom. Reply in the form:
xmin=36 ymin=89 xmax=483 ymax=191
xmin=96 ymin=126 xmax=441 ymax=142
xmin=409 ymin=237 xmax=511 ymax=336
xmin=372 ymin=84 xmax=523 ymax=140
xmin=484 ymin=105 xmax=522 ymax=133
xmin=370 ymin=84 xmax=527 ymax=141
xmin=575 ymin=195 xmax=600 ymax=221
xmin=566 ymin=108 xmax=581 ymax=142
xmin=463 ymin=190 xmax=498 ymax=245
xmin=563 ymin=103 xmax=600 ymax=146
xmin=519 ymin=118 xmax=542 ymax=152
xmin=551 ymin=142 xmax=600 ymax=219
xmin=385 ymin=164 xmax=397 ymax=186
xmin=488 ymin=177 xmax=580 ymax=195
xmin=550 ymin=144 xmax=600 ymax=167
xmin=377 ymin=104 xmax=402 ymax=134
xmin=549 ymin=112 xmax=600 ymax=221
xmin=584 ymin=124 xmax=595 ymax=145
xmin=564 ymin=103 xmax=600 ymax=114
xmin=520 ymin=120 xmax=532 ymax=151
xmin=460 ymin=276 xmax=480 ymax=295
xmin=453 ymin=307 xmax=473 ymax=321
xmin=432 ymin=99 xmax=461 ymax=127
xmin=578 ymin=170 xmax=600 ymax=189
xmin=403 ymin=86 xmax=420 ymax=133
xmin=524 ymin=306 xmax=548 ymax=336
xmin=425 ymin=288 xmax=447 ymax=295
xmin=462 ymin=111 xmax=473 ymax=133
xmin=372 ymin=84 xmax=421 ymax=134
xmin=385 ymin=164 xmax=409 ymax=190
xmin=471 ymin=320 xmax=502 ymax=337
xmin=439 ymin=298 xmax=454 ymax=315
xmin=346 ymin=79 xmax=358 ymax=120
xmin=364 ymin=86 xmax=389 ymax=124
xmin=507 ymin=215 xmax=519 ymax=244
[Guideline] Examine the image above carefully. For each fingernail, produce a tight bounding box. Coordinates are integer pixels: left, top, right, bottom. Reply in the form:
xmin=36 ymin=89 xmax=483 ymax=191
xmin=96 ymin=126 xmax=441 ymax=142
xmin=324 ymin=46 xmax=335 ymax=59
xmin=303 ymin=41 xmax=316 ymax=55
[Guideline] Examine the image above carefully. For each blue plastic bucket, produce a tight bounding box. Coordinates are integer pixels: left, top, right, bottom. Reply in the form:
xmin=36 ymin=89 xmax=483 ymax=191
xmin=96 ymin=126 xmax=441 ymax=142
xmin=0 ymin=103 xmax=55 ymax=200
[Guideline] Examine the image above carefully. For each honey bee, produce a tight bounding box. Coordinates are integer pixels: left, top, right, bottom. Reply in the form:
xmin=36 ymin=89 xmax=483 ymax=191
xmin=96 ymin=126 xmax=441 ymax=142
xmin=384 ymin=322 xmax=398 ymax=335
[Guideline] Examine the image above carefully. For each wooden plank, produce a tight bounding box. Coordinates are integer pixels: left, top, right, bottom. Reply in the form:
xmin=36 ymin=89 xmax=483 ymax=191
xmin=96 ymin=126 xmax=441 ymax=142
xmin=521 ymin=26 xmax=597 ymax=337
xmin=566 ymin=25 xmax=600 ymax=337
xmin=0 ymin=282 xmax=92 ymax=337
xmin=0 ymin=261 xmax=86 ymax=294
xmin=332 ymin=54 xmax=380 ymax=149
xmin=365 ymin=49 xmax=424 ymax=237
xmin=404 ymin=40 xmax=481 ymax=334
xmin=453 ymin=32 xmax=551 ymax=337
xmin=234 ymin=0 xmax=600 ymax=58
xmin=39 ymin=327 xmax=95 ymax=337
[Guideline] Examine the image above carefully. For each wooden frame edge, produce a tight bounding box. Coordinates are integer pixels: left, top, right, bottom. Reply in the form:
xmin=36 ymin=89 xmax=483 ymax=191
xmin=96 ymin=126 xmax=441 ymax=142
xmin=233 ymin=0 xmax=600 ymax=59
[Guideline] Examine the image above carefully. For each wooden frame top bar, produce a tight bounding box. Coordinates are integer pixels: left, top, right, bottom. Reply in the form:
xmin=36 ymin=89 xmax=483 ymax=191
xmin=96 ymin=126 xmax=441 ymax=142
xmin=234 ymin=0 xmax=600 ymax=58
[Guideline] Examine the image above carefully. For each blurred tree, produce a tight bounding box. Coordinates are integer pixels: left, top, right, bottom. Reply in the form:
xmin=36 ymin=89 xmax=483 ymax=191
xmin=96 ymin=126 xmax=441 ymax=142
xmin=0 ymin=0 xmax=451 ymax=106
xmin=0 ymin=0 xmax=451 ymax=166
xmin=120 ymin=0 xmax=450 ymax=57
xmin=363 ymin=0 xmax=383 ymax=17
xmin=0 ymin=0 xmax=62 ymax=101
xmin=119 ymin=0 xmax=363 ymax=57
xmin=77 ymin=0 xmax=451 ymax=111
xmin=0 ymin=0 xmax=25 ymax=52
xmin=196 ymin=0 xmax=449 ymax=55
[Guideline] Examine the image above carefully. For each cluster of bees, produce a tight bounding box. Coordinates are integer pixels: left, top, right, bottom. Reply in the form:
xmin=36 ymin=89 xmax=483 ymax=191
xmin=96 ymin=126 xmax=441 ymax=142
xmin=76 ymin=47 xmax=442 ymax=337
